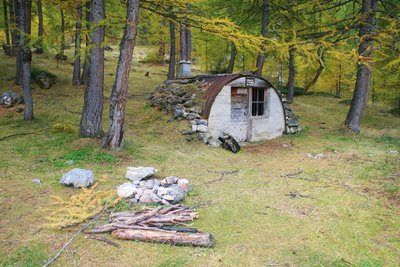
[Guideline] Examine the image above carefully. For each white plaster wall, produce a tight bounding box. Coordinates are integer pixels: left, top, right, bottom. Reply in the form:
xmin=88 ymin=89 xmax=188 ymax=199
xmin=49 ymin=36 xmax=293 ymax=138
xmin=248 ymin=88 xmax=285 ymax=142
xmin=208 ymin=86 xmax=232 ymax=141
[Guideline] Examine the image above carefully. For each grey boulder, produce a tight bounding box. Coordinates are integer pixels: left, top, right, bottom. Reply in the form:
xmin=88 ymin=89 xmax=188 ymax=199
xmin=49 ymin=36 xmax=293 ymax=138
xmin=0 ymin=91 xmax=23 ymax=107
xmin=60 ymin=168 xmax=94 ymax=188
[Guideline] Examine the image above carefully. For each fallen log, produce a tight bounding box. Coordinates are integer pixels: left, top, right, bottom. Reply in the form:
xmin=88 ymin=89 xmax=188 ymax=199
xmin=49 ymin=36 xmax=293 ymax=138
xmin=112 ymin=229 xmax=215 ymax=247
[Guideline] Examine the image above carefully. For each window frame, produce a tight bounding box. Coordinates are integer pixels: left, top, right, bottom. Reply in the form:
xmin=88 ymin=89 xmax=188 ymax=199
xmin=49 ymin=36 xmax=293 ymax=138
xmin=250 ymin=87 xmax=267 ymax=117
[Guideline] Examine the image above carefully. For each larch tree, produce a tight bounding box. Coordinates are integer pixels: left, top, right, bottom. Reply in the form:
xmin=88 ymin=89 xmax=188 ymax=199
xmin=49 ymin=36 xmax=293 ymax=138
xmin=80 ymin=1 xmax=91 ymax=85
xmin=255 ymin=0 xmax=269 ymax=76
xmin=345 ymin=0 xmax=378 ymax=133
xmin=103 ymin=0 xmax=140 ymax=150
xmin=36 ymin=0 xmax=44 ymax=53
xmin=72 ymin=2 xmax=82 ymax=86
xmin=3 ymin=0 xmax=12 ymax=55
xmin=167 ymin=17 xmax=176 ymax=80
xmin=17 ymin=0 xmax=33 ymax=120
xmin=79 ymin=0 xmax=105 ymax=137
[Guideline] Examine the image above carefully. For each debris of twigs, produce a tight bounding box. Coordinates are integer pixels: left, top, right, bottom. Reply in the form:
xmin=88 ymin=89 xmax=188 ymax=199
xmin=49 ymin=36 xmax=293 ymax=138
xmin=285 ymin=191 xmax=314 ymax=199
xmin=280 ymin=169 xmax=304 ymax=178
xmin=85 ymin=235 xmax=120 ymax=248
xmin=205 ymin=170 xmax=239 ymax=185
xmin=85 ymin=205 xmax=215 ymax=247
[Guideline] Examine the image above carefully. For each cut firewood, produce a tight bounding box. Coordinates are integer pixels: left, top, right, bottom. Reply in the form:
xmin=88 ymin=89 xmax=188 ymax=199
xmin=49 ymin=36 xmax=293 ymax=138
xmin=112 ymin=229 xmax=215 ymax=247
xmin=85 ymin=205 xmax=215 ymax=247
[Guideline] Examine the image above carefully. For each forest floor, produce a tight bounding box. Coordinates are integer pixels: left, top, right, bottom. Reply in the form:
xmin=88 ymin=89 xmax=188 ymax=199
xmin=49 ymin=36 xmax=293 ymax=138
xmin=0 ymin=48 xmax=399 ymax=267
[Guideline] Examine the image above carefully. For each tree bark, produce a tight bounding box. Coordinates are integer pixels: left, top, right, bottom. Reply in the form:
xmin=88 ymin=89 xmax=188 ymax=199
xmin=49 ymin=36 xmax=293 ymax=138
xmin=9 ymin=0 xmax=18 ymax=55
xmin=304 ymin=47 xmax=325 ymax=92
xmin=80 ymin=1 xmax=91 ymax=85
xmin=18 ymin=0 xmax=33 ymax=120
xmin=255 ymin=0 xmax=269 ymax=76
xmin=79 ymin=0 xmax=105 ymax=137
xmin=103 ymin=0 xmax=139 ymax=150
xmin=73 ymin=3 xmax=82 ymax=86
xmin=345 ymin=0 xmax=378 ymax=133
xmin=15 ymin=0 xmax=22 ymax=84
xmin=167 ymin=19 xmax=175 ymax=80
xmin=3 ymin=0 xmax=11 ymax=49
xmin=60 ymin=9 xmax=65 ymax=56
xmin=35 ymin=0 xmax=43 ymax=53
xmin=227 ymin=41 xmax=236 ymax=74
xmin=287 ymin=45 xmax=296 ymax=103
xmin=179 ymin=24 xmax=187 ymax=62
xmin=112 ymin=229 xmax=215 ymax=247
xmin=336 ymin=63 xmax=342 ymax=97
xmin=157 ymin=18 xmax=166 ymax=65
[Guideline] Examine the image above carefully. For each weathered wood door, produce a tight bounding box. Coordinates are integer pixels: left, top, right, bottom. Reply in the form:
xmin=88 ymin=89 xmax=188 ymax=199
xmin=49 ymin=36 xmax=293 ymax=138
xmin=230 ymin=88 xmax=249 ymax=141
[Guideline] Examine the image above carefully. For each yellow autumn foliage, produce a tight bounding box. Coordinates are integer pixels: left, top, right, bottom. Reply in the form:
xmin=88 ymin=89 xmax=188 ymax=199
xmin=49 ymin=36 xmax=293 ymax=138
xmin=45 ymin=178 xmax=120 ymax=229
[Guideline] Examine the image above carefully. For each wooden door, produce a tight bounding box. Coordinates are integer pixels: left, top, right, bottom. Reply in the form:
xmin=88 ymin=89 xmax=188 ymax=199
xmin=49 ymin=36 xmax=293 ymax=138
xmin=230 ymin=88 xmax=249 ymax=141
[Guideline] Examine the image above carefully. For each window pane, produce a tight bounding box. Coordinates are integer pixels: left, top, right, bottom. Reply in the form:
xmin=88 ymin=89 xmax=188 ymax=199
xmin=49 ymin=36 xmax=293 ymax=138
xmin=252 ymin=89 xmax=257 ymax=101
xmin=252 ymin=103 xmax=257 ymax=116
xmin=258 ymin=103 xmax=264 ymax=116
xmin=258 ymin=89 xmax=264 ymax=101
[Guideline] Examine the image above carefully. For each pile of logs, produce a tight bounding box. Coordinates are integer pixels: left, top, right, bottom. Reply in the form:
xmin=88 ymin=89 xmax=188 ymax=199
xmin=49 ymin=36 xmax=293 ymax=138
xmin=84 ymin=205 xmax=215 ymax=247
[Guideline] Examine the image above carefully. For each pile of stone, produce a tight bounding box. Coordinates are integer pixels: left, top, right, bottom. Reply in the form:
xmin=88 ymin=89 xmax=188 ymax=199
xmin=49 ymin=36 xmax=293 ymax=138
xmin=0 ymin=90 xmax=23 ymax=108
xmin=34 ymin=71 xmax=56 ymax=89
xmin=148 ymin=82 xmax=205 ymax=122
xmin=117 ymin=166 xmax=190 ymax=205
xmin=282 ymin=97 xmax=302 ymax=134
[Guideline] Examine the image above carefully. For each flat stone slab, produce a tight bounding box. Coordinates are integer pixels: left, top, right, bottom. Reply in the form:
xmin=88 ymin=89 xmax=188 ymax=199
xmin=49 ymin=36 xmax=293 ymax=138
xmin=60 ymin=168 xmax=94 ymax=188
xmin=126 ymin=166 xmax=158 ymax=182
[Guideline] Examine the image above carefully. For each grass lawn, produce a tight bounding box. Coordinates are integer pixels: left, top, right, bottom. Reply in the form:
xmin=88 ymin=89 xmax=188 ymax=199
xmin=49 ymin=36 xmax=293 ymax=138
xmin=0 ymin=48 xmax=399 ymax=267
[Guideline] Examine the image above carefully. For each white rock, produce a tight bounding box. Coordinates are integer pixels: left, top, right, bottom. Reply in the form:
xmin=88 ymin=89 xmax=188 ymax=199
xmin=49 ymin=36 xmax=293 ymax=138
xmin=191 ymin=124 xmax=198 ymax=132
xmin=125 ymin=166 xmax=158 ymax=182
xmin=389 ymin=150 xmax=398 ymax=155
xmin=196 ymin=124 xmax=208 ymax=133
xmin=60 ymin=168 xmax=94 ymax=188
xmin=32 ymin=179 xmax=41 ymax=185
xmin=165 ymin=176 xmax=179 ymax=184
xmin=162 ymin=195 xmax=175 ymax=201
xmin=139 ymin=189 xmax=162 ymax=203
xmin=117 ymin=182 xmax=137 ymax=198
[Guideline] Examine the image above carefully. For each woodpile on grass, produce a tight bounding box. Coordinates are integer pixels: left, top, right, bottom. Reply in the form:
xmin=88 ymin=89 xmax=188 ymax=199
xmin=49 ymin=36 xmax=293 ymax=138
xmin=84 ymin=205 xmax=215 ymax=247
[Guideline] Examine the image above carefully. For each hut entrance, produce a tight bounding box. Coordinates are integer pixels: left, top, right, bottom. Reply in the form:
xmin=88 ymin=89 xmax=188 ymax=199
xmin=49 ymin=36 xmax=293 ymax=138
xmin=230 ymin=88 xmax=249 ymax=141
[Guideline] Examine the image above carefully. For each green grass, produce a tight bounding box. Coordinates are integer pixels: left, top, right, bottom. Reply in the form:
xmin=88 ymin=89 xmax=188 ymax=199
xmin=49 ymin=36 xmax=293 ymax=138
xmin=0 ymin=48 xmax=399 ymax=266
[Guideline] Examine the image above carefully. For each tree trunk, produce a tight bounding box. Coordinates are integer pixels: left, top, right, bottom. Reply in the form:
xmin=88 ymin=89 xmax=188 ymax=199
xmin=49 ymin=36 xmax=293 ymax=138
xmin=35 ymin=0 xmax=43 ymax=53
xmin=227 ymin=41 xmax=236 ymax=74
xmin=186 ymin=26 xmax=191 ymax=62
xmin=79 ymin=0 xmax=105 ymax=138
xmin=179 ymin=24 xmax=187 ymax=62
xmin=112 ymin=229 xmax=215 ymax=247
xmin=80 ymin=1 xmax=91 ymax=85
xmin=18 ymin=0 xmax=33 ymax=120
xmin=3 ymin=0 xmax=11 ymax=49
xmin=304 ymin=47 xmax=325 ymax=92
xmin=103 ymin=0 xmax=139 ymax=150
xmin=73 ymin=3 xmax=82 ymax=86
xmin=60 ymin=9 xmax=65 ymax=56
xmin=167 ymin=19 xmax=175 ymax=80
xmin=345 ymin=0 xmax=377 ymax=133
xmin=255 ymin=0 xmax=269 ymax=76
xmin=9 ymin=0 xmax=17 ymax=55
xmin=15 ymin=0 xmax=22 ymax=84
xmin=157 ymin=18 xmax=166 ymax=65
xmin=336 ymin=63 xmax=342 ymax=97
xmin=287 ymin=45 xmax=296 ymax=103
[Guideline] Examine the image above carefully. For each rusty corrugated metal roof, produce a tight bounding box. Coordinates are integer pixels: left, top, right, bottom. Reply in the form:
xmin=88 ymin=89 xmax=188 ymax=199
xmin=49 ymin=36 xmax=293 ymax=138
xmin=172 ymin=73 xmax=275 ymax=119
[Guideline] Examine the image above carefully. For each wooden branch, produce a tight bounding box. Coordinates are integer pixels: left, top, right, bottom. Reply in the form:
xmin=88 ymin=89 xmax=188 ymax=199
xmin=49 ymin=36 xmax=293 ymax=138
xmin=112 ymin=229 xmax=215 ymax=247
xmin=85 ymin=235 xmax=120 ymax=248
xmin=0 ymin=129 xmax=46 ymax=141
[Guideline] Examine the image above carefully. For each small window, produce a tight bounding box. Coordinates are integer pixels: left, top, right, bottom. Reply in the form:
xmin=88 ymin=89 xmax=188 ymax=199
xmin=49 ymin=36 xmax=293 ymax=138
xmin=252 ymin=88 xmax=265 ymax=116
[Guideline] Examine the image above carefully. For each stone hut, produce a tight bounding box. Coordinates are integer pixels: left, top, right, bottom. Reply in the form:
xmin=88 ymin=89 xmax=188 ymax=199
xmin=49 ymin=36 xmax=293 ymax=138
xmin=149 ymin=73 xmax=301 ymax=147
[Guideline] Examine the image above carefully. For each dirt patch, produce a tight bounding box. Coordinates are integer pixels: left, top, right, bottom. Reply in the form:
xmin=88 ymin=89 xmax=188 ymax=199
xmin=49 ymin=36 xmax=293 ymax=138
xmin=243 ymin=139 xmax=293 ymax=154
